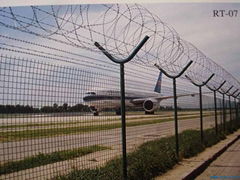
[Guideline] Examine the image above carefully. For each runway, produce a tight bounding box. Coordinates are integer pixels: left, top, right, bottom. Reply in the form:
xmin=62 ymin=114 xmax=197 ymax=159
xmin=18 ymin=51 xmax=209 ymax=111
xmin=0 ymin=112 xmax=230 ymax=180
xmin=0 ymin=112 xmax=211 ymax=132
xmin=0 ymin=111 xmax=225 ymax=163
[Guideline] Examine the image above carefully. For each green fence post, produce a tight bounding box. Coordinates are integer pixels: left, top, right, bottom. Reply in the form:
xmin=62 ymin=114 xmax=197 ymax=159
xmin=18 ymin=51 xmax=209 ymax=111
xmin=94 ymin=36 xmax=149 ymax=180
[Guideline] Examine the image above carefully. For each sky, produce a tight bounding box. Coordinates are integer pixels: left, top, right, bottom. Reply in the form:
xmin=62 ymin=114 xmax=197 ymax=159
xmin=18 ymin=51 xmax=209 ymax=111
xmin=1 ymin=2 xmax=239 ymax=81
xmin=143 ymin=3 xmax=240 ymax=81
xmin=1 ymin=1 xmax=238 ymax=106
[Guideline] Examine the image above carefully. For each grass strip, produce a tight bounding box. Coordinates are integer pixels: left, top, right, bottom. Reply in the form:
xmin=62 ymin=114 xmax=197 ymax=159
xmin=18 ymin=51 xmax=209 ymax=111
xmin=0 ymin=111 xmax=211 ymax=129
xmin=0 ymin=114 xmax=214 ymax=142
xmin=0 ymin=145 xmax=109 ymax=175
xmin=55 ymin=121 xmax=240 ymax=180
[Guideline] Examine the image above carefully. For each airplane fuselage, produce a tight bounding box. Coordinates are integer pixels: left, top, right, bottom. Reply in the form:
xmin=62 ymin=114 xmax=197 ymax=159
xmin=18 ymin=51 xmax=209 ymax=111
xmin=83 ymin=90 xmax=161 ymax=111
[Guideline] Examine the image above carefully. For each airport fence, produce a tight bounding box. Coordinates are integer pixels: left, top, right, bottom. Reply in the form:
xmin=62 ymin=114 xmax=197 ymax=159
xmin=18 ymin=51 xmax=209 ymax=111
xmin=0 ymin=3 xmax=239 ymax=180
xmin=0 ymin=54 xmax=239 ymax=180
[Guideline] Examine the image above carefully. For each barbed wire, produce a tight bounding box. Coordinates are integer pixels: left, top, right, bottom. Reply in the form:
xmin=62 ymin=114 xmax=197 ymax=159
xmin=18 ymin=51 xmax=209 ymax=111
xmin=0 ymin=4 xmax=239 ymax=95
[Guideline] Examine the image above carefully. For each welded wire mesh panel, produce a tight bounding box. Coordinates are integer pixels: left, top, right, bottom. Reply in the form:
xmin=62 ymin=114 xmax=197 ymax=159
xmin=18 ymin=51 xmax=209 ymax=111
xmin=124 ymin=77 xmax=201 ymax=153
xmin=0 ymin=4 xmax=239 ymax=90
xmin=0 ymin=54 xmax=237 ymax=179
xmin=0 ymin=3 xmax=239 ymax=180
xmin=0 ymin=55 xmax=124 ymax=179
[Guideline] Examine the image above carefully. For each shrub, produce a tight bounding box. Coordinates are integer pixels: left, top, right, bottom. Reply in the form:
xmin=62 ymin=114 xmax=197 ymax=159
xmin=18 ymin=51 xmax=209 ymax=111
xmin=203 ymin=128 xmax=226 ymax=147
xmin=179 ymin=130 xmax=204 ymax=158
xmin=56 ymin=125 xmax=239 ymax=180
xmin=126 ymin=136 xmax=178 ymax=180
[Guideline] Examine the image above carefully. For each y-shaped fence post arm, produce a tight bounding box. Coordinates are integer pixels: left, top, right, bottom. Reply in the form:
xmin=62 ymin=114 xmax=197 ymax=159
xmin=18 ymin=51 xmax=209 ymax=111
xmin=185 ymin=74 xmax=215 ymax=143
xmin=154 ymin=61 xmax=193 ymax=79
xmin=185 ymin=73 xmax=215 ymax=87
xmin=234 ymin=92 xmax=240 ymax=126
xmin=217 ymin=85 xmax=234 ymax=132
xmin=154 ymin=60 xmax=193 ymax=159
xmin=226 ymin=86 xmax=235 ymax=128
xmin=223 ymin=86 xmax=234 ymax=95
xmin=94 ymin=36 xmax=149 ymax=64
xmin=230 ymin=89 xmax=239 ymax=97
xmin=217 ymin=85 xmax=234 ymax=98
xmin=94 ymin=35 xmax=149 ymax=180
xmin=228 ymin=89 xmax=238 ymax=127
xmin=216 ymin=81 xmax=227 ymax=92
xmin=235 ymin=92 xmax=240 ymax=99
xmin=206 ymin=80 xmax=227 ymax=92
xmin=205 ymin=80 xmax=226 ymax=135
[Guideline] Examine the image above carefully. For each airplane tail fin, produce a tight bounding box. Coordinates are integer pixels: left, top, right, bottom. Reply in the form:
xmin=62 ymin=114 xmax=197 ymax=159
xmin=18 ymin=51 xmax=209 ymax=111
xmin=154 ymin=72 xmax=162 ymax=93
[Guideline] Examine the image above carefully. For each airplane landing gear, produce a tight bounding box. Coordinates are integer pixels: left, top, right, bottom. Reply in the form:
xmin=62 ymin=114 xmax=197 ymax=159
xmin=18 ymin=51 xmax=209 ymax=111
xmin=90 ymin=106 xmax=99 ymax=116
xmin=145 ymin=111 xmax=154 ymax=115
xmin=116 ymin=108 xmax=121 ymax=115
xmin=93 ymin=111 xmax=99 ymax=116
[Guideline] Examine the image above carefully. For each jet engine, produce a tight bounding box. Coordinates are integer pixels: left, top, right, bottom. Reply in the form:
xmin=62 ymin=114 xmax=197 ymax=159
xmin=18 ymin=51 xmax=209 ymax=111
xmin=143 ymin=99 xmax=160 ymax=112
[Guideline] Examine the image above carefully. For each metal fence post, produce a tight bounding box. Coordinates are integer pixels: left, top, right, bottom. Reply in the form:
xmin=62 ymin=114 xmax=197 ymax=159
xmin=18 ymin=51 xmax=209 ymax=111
xmin=235 ymin=93 xmax=240 ymax=125
xmin=213 ymin=91 xmax=218 ymax=133
xmin=229 ymin=96 xmax=232 ymax=128
xmin=206 ymin=81 xmax=226 ymax=135
xmin=219 ymin=99 xmax=223 ymax=132
xmin=223 ymin=94 xmax=226 ymax=131
xmin=173 ymin=77 xmax=178 ymax=157
xmin=185 ymin=74 xmax=215 ymax=143
xmin=199 ymin=86 xmax=203 ymax=141
xmin=234 ymin=98 xmax=237 ymax=123
xmin=234 ymin=97 xmax=239 ymax=127
xmin=94 ymin=36 xmax=149 ymax=180
xmin=228 ymin=89 xmax=238 ymax=129
xmin=218 ymin=85 xmax=233 ymax=132
xmin=155 ymin=61 xmax=193 ymax=159
xmin=237 ymin=94 xmax=240 ymax=126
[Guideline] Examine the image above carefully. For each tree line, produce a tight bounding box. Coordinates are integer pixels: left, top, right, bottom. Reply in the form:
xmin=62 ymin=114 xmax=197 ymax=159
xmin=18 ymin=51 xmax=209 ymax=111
xmin=0 ymin=103 xmax=90 ymax=114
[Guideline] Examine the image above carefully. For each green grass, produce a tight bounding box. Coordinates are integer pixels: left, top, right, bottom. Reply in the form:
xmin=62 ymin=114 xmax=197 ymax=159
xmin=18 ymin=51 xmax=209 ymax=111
xmin=0 ymin=114 xmax=33 ymax=119
xmin=55 ymin=120 xmax=240 ymax=180
xmin=0 ymin=113 xmax=215 ymax=142
xmin=0 ymin=145 xmax=109 ymax=175
xmin=0 ymin=113 xmax=214 ymax=142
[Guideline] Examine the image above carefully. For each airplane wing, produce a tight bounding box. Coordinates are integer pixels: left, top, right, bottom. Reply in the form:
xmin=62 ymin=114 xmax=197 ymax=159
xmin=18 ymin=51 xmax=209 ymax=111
xmin=130 ymin=92 xmax=205 ymax=105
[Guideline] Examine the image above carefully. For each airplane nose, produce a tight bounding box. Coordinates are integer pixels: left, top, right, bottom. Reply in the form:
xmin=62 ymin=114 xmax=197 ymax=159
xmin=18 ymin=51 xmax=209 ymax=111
xmin=83 ymin=95 xmax=93 ymax=102
xmin=83 ymin=96 xmax=88 ymax=102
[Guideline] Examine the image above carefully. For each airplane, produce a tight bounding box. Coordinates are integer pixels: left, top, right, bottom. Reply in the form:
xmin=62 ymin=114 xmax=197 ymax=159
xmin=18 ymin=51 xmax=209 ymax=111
xmin=83 ymin=72 xmax=196 ymax=116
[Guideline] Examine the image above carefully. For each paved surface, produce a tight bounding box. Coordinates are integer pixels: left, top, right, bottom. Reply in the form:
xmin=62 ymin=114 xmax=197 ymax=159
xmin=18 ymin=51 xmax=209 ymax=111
xmin=155 ymin=129 xmax=240 ymax=180
xmin=0 ymin=112 xmax=206 ymax=132
xmin=0 ymin=113 xmax=230 ymax=180
xmin=0 ymin=114 xmax=219 ymax=163
xmin=196 ymin=136 xmax=240 ymax=179
xmin=0 ymin=112 xmax=177 ymax=124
